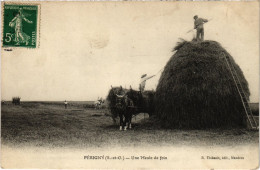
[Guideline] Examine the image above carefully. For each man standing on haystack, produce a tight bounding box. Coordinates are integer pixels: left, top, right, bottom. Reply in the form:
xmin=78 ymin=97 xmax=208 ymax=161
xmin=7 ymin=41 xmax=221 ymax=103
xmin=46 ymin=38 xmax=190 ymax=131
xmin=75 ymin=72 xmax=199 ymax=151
xmin=194 ymin=15 xmax=208 ymax=41
xmin=139 ymin=74 xmax=155 ymax=93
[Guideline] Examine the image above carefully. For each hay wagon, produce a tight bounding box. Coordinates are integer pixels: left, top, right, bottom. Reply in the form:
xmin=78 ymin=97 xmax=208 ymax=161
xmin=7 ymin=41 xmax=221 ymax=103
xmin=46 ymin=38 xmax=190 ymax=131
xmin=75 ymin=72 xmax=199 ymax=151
xmin=12 ymin=97 xmax=21 ymax=105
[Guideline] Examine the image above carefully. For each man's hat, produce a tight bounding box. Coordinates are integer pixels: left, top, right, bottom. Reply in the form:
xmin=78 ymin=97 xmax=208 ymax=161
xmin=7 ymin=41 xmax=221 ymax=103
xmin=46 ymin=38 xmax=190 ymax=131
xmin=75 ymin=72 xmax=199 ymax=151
xmin=141 ymin=74 xmax=147 ymax=78
xmin=193 ymin=15 xmax=198 ymax=19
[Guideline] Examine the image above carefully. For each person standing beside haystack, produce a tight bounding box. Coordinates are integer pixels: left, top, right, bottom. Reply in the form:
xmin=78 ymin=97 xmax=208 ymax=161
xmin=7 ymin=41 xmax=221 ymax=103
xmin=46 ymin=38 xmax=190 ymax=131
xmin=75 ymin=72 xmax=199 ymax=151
xmin=139 ymin=74 xmax=155 ymax=93
xmin=194 ymin=15 xmax=208 ymax=41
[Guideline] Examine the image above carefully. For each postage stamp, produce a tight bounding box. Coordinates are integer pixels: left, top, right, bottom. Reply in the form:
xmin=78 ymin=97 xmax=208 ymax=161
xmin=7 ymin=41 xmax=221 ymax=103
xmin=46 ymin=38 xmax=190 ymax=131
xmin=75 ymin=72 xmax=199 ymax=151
xmin=2 ymin=4 xmax=39 ymax=48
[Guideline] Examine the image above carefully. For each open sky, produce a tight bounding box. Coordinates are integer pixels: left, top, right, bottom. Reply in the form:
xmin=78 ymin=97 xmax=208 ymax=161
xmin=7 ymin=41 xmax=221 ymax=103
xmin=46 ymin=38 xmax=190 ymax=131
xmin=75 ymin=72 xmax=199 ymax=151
xmin=1 ymin=1 xmax=259 ymax=102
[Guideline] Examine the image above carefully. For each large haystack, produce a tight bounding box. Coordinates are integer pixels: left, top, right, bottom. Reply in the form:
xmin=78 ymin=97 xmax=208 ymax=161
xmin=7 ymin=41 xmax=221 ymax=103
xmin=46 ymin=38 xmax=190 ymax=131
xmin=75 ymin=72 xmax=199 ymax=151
xmin=155 ymin=40 xmax=249 ymax=129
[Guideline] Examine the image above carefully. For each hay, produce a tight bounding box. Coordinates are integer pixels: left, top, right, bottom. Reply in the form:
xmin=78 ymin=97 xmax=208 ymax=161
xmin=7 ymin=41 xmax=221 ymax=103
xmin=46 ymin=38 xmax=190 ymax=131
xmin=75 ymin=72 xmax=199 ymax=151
xmin=155 ymin=40 xmax=250 ymax=129
xmin=142 ymin=90 xmax=156 ymax=116
xmin=249 ymin=103 xmax=259 ymax=116
xmin=12 ymin=97 xmax=21 ymax=105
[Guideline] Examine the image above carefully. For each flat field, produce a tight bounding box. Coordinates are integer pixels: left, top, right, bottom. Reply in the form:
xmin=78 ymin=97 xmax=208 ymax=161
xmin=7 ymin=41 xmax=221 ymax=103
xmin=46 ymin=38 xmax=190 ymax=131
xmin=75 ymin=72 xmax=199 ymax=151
xmin=1 ymin=102 xmax=258 ymax=148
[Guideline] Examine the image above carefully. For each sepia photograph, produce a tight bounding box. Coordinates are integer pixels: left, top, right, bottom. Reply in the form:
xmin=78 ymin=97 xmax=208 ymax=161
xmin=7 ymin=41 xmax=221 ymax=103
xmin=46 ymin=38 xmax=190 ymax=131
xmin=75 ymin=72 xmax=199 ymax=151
xmin=1 ymin=1 xmax=259 ymax=169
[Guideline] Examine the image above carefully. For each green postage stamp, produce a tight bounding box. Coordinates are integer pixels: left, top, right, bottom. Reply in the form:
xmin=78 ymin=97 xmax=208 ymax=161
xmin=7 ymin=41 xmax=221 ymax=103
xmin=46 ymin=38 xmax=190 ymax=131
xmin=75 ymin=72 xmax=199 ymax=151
xmin=2 ymin=4 xmax=39 ymax=48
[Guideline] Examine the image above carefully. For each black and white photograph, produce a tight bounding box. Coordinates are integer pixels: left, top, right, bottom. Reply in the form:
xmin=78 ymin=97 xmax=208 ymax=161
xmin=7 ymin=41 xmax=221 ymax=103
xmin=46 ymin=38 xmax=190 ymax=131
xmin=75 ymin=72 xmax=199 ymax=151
xmin=1 ymin=1 xmax=259 ymax=169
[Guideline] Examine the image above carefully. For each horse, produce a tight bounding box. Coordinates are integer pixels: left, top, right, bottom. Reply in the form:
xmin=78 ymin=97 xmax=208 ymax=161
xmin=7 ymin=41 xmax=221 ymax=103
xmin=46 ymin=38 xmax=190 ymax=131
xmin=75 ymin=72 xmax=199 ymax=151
xmin=115 ymin=93 xmax=135 ymax=131
xmin=108 ymin=85 xmax=155 ymax=130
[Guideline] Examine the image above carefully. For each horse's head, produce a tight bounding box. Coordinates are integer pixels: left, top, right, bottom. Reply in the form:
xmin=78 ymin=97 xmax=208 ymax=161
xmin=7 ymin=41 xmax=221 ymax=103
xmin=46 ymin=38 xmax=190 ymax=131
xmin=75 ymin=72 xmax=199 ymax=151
xmin=111 ymin=85 xmax=133 ymax=110
xmin=116 ymin=93 xmax=135 ymax=109
xmin=115 ymin=94 xmax=126 ymax=109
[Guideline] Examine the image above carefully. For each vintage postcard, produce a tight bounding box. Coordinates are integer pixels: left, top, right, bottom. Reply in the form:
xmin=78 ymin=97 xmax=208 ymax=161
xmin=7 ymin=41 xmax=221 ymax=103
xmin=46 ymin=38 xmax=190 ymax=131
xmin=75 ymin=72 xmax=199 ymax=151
xmin=1 ymin=1 xmax=259 ymax=169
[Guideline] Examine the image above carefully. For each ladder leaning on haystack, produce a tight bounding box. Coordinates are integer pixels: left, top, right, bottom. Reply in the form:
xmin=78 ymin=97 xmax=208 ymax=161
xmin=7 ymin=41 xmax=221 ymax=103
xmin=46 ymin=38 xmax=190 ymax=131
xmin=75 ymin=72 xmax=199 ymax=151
xmin=222 ymin=52 xmax=258 ymax=130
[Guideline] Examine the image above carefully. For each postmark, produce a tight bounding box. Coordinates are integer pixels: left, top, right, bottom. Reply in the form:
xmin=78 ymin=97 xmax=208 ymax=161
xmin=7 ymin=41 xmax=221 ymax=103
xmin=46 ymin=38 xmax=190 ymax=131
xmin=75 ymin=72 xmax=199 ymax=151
xmin=2 ymin=4 xmax=39 ymax=48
